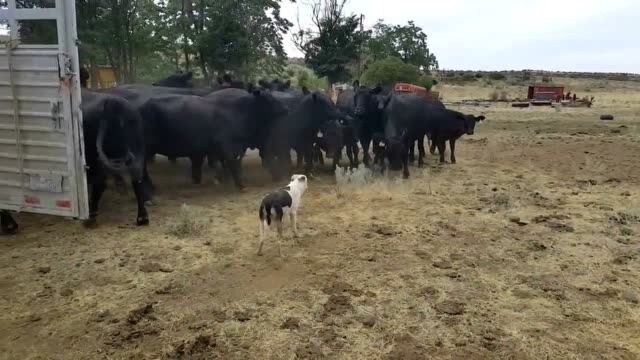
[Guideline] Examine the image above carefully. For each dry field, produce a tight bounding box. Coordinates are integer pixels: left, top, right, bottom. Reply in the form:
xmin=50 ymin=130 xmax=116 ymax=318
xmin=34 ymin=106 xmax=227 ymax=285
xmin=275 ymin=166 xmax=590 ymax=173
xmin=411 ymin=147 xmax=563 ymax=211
xmin=1 ymin=78 xmax=640 ymax=359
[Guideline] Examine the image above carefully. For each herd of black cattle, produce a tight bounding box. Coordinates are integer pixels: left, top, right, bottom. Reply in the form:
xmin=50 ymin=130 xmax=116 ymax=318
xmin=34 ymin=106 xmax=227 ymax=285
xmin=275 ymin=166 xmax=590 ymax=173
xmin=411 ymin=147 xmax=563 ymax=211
xmin=0 ymin=71 xmax=485 ymax=234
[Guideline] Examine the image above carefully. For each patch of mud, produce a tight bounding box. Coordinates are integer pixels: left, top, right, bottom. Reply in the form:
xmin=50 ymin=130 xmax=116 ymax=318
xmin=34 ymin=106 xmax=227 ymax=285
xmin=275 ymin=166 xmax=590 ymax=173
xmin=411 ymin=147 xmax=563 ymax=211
xmin=168 ymin=334 xmax=227 ymax=359
xmin=281 ymin=317 xmax=301 ymax=330
xmin=386 ymin=334 xmax=428 ymax=360
xmin=323 ymin=294 xmax=353 ymax=317
xmin=434 ymin=301 xmax=466 ymax=315
xmin=322 ymin=281 xmax=363 ymax=297
xmin=127 ymin=303 xmax=155 ymax=325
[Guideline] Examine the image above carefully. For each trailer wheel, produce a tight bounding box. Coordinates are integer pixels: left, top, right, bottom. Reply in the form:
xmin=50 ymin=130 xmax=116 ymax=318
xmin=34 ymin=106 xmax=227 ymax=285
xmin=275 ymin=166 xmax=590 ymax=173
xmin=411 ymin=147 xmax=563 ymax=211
xmin=1 ymin=211 xmax=18 ymax=235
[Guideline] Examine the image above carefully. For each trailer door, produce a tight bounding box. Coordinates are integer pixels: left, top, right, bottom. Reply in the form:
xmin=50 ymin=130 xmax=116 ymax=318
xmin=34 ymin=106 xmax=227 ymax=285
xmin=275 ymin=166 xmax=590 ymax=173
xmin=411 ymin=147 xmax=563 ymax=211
xmin=0 ymin=0 xmax=89 ymax=219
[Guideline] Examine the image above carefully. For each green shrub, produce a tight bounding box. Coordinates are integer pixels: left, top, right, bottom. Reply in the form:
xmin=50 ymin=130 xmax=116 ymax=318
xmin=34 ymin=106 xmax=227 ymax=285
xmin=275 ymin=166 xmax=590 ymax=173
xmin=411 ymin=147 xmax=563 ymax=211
xmin=361 ymin=56 xmax=421 ymax=87
xmin=417 ymin=73 xmax=435 ymax=89
xmin=488 ymin=72 xmax=506 ymax=81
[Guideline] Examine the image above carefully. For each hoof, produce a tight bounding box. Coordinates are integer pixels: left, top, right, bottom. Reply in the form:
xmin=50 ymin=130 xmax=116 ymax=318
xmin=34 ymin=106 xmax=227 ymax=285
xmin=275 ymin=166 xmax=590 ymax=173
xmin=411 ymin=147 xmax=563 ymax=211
xmin=136 ymin=217 xmax=150 ymax=226
xmin=403 ymin=173 xmax=410 ymax=179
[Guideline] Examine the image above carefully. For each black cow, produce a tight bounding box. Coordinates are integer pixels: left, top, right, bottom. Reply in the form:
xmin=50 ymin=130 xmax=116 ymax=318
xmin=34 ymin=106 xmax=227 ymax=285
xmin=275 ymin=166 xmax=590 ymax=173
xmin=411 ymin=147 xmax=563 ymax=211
xmin=380 ymin=93 xmax=485 ymax=177
xmin=104 ymin=84 xmax=215 ymax=101
xmin=140 ymin=88 xmax=286 ymax=189
xmin=264 ymin=91 xmax=347 ymax=180
xmin=215 ymin=74 xmax=245 ymax=90
xmin=153 ymin=71 xmax=194 ymax=87
xmin=409 ymin=98 xmax=445 ymax=163
xmin=313 ymin=119 xmax=347 ymax=170
xmin=336 ymin=81 xmax=385 ymax=166
xmin=81 ymin=91 xmax=150 ymax=226
xmin=428 ymin=111 xmax=485 ymax=164
xmin=378 ymin=93 xmax=439 ymax=178
xmin=259 ymin=78 xmax=292 ymax=92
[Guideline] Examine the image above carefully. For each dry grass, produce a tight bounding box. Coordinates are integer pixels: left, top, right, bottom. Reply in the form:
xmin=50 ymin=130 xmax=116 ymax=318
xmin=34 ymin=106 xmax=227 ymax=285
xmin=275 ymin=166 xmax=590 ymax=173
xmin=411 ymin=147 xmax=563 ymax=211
xmin=166 ymin=204 xmax=210 ymax=238
xmin=1 ymin=77 xmax=640 ymax=359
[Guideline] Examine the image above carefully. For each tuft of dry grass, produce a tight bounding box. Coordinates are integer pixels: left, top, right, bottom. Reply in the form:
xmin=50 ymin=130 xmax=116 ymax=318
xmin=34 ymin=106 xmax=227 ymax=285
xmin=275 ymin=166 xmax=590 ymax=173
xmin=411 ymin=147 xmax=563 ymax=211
xmin=166 ymin=204 xmax=209 ymax=238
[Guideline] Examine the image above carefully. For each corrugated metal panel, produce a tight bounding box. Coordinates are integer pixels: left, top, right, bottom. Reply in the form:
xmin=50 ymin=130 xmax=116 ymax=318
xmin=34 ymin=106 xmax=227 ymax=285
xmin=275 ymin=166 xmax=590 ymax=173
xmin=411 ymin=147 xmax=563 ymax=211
xmin=0 ymin=0 xmax=88 ymax=219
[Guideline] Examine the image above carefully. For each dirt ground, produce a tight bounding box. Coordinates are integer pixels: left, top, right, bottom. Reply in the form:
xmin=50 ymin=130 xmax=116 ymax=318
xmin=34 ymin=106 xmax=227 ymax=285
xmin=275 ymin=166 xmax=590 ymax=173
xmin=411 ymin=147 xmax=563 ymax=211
xmin=1 ymin=78 xmax=640 ymax=359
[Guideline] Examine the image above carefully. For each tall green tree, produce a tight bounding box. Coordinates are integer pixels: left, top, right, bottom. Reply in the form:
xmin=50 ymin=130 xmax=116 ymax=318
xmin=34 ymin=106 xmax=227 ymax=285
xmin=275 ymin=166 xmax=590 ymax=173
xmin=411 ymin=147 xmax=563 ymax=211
xmin=76 ymin=0 xmax=160 ymax=83
xmin=366 ymin=20 xmax=438 ymax=71
xmin=294 ymin=0 xmax=369 ymax=84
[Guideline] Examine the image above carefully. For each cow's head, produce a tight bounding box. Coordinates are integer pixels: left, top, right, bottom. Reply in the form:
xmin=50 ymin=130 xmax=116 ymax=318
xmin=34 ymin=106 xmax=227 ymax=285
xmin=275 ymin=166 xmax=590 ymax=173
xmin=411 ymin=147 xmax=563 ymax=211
xmin=463 ymin=114 xmax=485 ymax=135
xmin=385 ymin=129 xmax=408 ymax=171
xmin=250 ymin=88 xmax=289 ymax=120
xmin=303 ymin=91 xmax=343 ymax=127
xmin=153 ymin=71 xmax=194 ymax=88
xmin=319 ymin=120 xmax=345 ymax=159
xmin=353 ymin=84 xmax=384 ymax=116
xmin=98 ymin=98 xmax=145 ymax=179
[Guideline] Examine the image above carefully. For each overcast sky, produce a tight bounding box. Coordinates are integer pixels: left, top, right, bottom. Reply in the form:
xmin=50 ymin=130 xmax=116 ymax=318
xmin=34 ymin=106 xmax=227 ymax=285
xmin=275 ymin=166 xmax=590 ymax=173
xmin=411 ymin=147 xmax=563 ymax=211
xmin=281 ymin=0 xmax=640 ymax=73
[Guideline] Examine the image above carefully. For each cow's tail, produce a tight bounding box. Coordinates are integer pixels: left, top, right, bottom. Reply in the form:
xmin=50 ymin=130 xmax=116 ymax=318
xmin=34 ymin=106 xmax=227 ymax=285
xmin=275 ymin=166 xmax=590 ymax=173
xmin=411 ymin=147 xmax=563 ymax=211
xmin=97 ymin=100 xmax=135 ymax=173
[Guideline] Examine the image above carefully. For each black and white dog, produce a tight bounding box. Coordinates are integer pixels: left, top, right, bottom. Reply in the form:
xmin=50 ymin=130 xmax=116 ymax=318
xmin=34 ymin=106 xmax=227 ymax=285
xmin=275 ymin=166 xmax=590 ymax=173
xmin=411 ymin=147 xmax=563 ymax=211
xmin=258 ymin=174 xmax=308 ymax=256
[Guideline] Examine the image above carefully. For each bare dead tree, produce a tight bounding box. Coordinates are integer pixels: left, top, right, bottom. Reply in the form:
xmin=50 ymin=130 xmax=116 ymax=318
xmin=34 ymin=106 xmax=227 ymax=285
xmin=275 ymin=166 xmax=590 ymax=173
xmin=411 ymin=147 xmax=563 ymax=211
xmin=293 ymin=0 xmax=349 ymax=52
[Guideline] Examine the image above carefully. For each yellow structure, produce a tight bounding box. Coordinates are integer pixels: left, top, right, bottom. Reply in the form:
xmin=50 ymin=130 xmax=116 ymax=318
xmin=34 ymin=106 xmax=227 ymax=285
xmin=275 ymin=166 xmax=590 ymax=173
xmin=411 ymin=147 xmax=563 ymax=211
xmin=89 ymin=66 xmax=117 ymax=89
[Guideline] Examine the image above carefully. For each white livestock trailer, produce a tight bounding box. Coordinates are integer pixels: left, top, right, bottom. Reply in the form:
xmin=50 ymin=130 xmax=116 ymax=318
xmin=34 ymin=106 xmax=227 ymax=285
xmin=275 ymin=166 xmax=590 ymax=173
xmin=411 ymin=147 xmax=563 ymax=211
xmin=0 ymin=0 xmax=88 ymax=233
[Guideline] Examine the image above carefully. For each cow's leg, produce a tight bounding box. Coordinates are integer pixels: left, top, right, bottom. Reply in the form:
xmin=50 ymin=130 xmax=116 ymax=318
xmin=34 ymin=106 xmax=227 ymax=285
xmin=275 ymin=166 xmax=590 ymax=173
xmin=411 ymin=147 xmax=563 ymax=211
xmin=141 ymin=162 xmax=154 ymax=204
xmin=1 ymin=210 xmax=18 ymax=235
xmin=361 ymin=136 xmax=372 ymax=167
xmin=112 ymin=174 xmax=127 ymax=195
xmin=316 ymin=146 xmax=325 ymax=166
xmin=190 ymin=155 xmax=204 ymax=184
xmin=437 ymin=141 xmax=446 ymax=163
xmin=418 ymin=137 xmax=426 ymax=168
xmin=86 ymin=172 xmax=107 ymax=227
xmin=409 ymin=140 xmax=416 ymax=163
xmin=450 ymin=138 xmax=457 ymax=164
xmin=429 ymin=135 xmax=437 ymax=155
xmin=352 ymin=142 xmax=360 ymax=167
xmin=131 ymin=179 xmax=150 ymax=226
xmin=227 ymin=158 xmax=245 ymax=191
xmin=296 ymin=149 xmax=304 ymax=170
xmin=402 ymin=152 xmax=410 ymax=179
xmin=332 ymin=149 xmax=341 ymax=170
xmin=346 ymin=144 xmax=356 ymax=169
xmin=303 ymin=146 xmax=315 ymax=176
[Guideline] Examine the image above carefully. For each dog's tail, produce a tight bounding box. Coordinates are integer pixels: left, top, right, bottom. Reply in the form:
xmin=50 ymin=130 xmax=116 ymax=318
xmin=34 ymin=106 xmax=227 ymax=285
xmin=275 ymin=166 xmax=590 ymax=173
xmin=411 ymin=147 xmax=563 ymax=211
xmin=259 ymin=202 xmax=283 ymax=226
xmin=259 ymin=203 xmax=272 ymax=226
